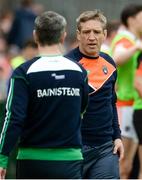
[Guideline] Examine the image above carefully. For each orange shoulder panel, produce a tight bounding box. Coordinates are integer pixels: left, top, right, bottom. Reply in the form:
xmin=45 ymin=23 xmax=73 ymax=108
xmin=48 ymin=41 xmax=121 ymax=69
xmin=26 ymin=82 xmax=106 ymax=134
xmin=79 ymin=56 xmax=116 ymax=94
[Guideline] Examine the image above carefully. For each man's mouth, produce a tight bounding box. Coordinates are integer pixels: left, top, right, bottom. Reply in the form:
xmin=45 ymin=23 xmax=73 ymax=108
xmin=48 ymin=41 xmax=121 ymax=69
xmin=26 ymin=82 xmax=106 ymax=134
xmin=88 ymin=43 xmax=97 ymax=48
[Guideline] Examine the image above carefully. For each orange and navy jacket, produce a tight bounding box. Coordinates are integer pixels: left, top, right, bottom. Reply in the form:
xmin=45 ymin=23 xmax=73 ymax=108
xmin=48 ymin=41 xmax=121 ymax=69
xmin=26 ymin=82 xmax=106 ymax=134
xmin=65 ymin=47 xmax=121 ymax=146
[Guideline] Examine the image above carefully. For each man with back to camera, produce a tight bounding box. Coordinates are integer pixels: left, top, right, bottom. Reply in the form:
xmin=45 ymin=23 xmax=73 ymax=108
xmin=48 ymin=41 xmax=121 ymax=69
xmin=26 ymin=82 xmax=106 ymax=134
xmin=66 ymin=10 xmax=124 ymax=179
xmin=0 ymin=11 xmax=88 ymax=179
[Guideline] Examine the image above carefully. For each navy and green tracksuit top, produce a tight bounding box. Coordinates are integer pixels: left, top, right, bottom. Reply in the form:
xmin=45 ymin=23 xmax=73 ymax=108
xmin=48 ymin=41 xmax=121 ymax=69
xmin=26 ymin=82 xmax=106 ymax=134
xmin=65 ymin=47 xmax=121 ymax=146
xmin=0 ymin=55 xmax=88 ymax=167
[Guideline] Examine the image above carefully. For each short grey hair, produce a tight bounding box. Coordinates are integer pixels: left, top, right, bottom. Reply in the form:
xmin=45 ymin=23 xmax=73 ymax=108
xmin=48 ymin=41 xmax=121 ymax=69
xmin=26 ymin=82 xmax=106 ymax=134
xmin=34 ymin=11 xmax=67 ymax=45
xmin=76 ymin=10 xmax=107 ymax=31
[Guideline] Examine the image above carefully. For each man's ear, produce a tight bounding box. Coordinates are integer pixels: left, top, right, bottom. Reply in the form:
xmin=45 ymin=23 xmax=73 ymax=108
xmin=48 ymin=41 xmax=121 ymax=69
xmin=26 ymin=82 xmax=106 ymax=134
xmin=104 ymin=29 xmax=107 ymax=40
xmin=76 ymin=29 xmax=81 ymax=41
xmin=33 ymin=30 xmax=38 ymax=44
xmin=104 ymin=29 xmax=107 ymax=39
xmin=60 ymin=31 xmax=67 ymax=44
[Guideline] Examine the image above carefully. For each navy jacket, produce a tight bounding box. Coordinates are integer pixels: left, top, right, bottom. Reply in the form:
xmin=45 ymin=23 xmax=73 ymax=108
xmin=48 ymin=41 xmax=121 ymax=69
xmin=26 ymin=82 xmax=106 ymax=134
xmin=65 ymin=47 xmax=121 ymax=146
xmin=0 ymin=55 xmax=88 ymax=156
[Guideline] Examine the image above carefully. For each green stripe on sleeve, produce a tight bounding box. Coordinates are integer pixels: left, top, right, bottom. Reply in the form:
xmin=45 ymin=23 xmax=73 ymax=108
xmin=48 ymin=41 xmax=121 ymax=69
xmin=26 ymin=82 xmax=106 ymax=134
xmin=0 ymin=79 xmax=15 ymax=152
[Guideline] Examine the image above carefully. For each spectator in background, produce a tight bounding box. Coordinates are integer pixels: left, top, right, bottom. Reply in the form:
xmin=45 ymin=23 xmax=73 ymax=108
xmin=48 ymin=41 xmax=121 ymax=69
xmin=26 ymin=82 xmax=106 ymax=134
xmin=8 ymin=0 xmax=36 ymax=49
xmin=31 ymin=2 xmax=45 ymax=16
xmin=0 ymin=10 xmax=14 ymax=38
xmin=111 ymin=4 xmax=142 ymax=179
xmin=101 ymin=20 xmax=121 ymax=55
xmin=10 ymin=39 xmax=38 ymax=69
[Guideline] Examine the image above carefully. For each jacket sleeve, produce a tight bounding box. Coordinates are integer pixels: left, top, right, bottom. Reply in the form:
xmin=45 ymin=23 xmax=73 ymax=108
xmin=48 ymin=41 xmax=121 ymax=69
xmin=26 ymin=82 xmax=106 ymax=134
xmin=0 ymin=67 xmax=29 ymax=168
xmin=112 ymin=70 xmax=121 ymax=140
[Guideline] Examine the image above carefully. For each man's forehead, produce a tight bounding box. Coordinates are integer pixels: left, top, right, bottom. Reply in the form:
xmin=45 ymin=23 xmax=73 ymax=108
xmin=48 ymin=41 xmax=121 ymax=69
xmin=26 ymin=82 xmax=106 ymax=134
xmin=80 ymin=20 xmax=104 ymax=30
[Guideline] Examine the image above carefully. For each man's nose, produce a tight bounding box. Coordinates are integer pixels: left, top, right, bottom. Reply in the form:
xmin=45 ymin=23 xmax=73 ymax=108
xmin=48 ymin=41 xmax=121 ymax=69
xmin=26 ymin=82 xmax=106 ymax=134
xmin=88 ymin=31 xmax=96 ymax=40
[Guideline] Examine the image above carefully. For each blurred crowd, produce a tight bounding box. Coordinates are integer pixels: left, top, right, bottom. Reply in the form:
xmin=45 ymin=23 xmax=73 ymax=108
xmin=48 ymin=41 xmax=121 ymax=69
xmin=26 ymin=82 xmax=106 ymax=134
xmin=0 ymin=0 xmax=142 ymax=179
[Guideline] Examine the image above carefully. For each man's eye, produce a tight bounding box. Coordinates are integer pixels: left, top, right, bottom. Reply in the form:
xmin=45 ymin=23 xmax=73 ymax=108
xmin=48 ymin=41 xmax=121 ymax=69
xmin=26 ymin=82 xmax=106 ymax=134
xmin=94 ymin=31 xmax=100 ymax=34
xmin=83 ymin=31 xmax=90 ymax=34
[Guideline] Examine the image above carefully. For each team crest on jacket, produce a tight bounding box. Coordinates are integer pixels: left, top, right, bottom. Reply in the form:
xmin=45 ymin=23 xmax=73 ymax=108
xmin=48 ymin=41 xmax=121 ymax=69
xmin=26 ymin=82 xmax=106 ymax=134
xmin=102 ymin=66 xmax=108 ymax=74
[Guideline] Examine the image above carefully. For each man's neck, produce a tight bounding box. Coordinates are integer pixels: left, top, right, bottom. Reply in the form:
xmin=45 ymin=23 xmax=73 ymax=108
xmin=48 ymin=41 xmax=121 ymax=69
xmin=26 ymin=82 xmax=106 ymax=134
xmin=79 ymin=46 xmax=99 ymax=58
xmin=38 ymin=43 xmax=65 ymax=56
